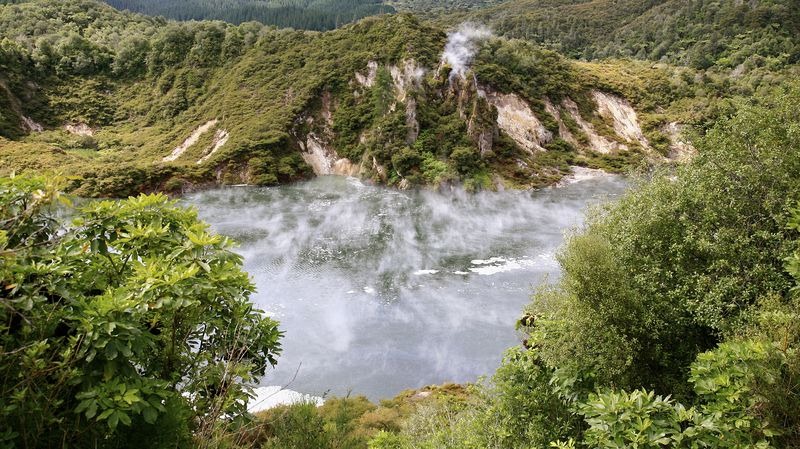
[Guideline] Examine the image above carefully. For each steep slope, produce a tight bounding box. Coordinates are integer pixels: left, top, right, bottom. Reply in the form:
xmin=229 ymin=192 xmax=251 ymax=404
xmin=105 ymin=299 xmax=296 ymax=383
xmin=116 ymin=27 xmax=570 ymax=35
xmin=445 ymin=0 xmax=800 ymax=69
xmin=0 ymin=0 xmax=727 ymax=196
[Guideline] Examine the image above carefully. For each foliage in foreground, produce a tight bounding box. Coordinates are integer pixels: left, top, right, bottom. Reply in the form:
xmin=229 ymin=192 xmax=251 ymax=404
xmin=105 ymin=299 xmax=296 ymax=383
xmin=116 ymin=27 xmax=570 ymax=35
xmin=0 ymin=176 xmax=282 ymax=448
xmin=216 ymin=384 xmax=467 ymax=449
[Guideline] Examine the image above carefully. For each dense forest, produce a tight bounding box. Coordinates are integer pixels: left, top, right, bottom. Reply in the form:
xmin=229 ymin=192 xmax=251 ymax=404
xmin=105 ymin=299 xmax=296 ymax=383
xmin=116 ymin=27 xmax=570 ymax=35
xmin=2 ymin=0 xmax=800 ymax=447
xmin=104 ymin=0 xmax=395 ymax=30
xmin=388 ymin=0 xmax=501 ymax=13
xmin=445 ymin=0 xmax=800 ymax=69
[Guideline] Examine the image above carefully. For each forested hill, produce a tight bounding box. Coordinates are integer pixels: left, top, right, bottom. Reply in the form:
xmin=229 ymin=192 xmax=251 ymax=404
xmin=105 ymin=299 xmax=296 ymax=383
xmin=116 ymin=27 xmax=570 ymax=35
xmin=1 ymin=0 xmax=797 ymax=197
xmin=103 ymin=0 xmax=394 ymax=30
xmin=443 ymin=0 xmax=800 ymax=69
xmin=0 ymin=0 xmax=661 ymax=195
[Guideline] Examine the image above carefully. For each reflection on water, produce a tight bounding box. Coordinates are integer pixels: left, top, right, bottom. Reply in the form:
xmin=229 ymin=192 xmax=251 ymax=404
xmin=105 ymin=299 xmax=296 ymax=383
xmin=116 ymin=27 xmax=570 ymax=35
xmin=184 ymin=175 xmax=627 ymax=400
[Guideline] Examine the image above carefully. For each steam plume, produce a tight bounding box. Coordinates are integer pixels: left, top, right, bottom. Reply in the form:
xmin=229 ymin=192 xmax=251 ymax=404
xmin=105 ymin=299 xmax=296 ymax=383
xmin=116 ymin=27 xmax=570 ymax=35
xmin=442 ymin=23 xmax=492 ymax=80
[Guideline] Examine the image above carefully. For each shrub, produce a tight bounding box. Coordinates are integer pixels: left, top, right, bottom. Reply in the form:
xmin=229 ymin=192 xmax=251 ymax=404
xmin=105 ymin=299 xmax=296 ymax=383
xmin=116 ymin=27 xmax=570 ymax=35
xmin=529 ymin=86 xmax=800 ymax=395
xmin=449 ymin=146 xmax=481 ymax=175
xmin=0 ymin=176 xmax=282 ymax=448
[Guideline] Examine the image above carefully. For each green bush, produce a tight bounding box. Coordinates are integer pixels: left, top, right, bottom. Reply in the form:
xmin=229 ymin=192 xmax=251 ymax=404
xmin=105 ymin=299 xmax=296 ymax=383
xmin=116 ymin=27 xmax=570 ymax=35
xmin=576 ymin=340 xmax=788 ymax=449
xmin=580 ymin=390 xmax=685 ymax=449
xmin=530 ymin=86 xmax=800 ymax=395
xmin=260 ymin=402 xmax=331 ymax=449
xmin=0 ymin=176 xmax=282 ymax=448
xmin=449 ymin=146 xmax=481 ymax=176
xmin=480 ymin=348 xmax=580 ymax=449
xmin=391 ymin=147 xmax=422 ymax=178
xmin=368 ymin=431 xmax=409 ymax=449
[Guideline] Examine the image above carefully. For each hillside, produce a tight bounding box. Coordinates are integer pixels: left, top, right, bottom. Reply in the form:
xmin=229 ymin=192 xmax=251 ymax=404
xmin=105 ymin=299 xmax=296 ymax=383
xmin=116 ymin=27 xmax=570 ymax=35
xmin=0 ymin=0 xmax=747 ymax=197
xmin=104 ymin=0 xmax=394 ymax=31
xmin=440 ymin=0 xmax=800 ymax=69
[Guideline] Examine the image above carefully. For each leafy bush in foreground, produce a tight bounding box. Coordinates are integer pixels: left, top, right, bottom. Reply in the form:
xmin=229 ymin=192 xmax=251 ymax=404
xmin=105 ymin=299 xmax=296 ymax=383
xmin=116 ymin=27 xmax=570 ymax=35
xmin=0 ymin=176 xmax=282 ymax=448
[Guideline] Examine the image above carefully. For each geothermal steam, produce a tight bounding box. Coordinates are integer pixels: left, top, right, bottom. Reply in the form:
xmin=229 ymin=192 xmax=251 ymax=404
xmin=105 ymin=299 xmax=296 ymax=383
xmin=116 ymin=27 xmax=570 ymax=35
xmin=442 ymin=23 xmax=492 ymax=80
xmin=185 ymin=176 xmax=628 ymax=400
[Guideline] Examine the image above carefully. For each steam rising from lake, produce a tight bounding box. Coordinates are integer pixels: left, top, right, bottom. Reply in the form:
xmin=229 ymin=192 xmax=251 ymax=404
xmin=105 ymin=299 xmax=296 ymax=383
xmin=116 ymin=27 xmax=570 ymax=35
xmin=185 ymin=175 xmax=626 ymax=400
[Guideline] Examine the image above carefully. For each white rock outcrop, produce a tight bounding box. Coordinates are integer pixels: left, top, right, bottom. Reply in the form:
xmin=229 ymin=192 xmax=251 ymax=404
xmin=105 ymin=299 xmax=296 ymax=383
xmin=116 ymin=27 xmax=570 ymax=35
xmin=163 ymin=119 xmax=219 ymax=162
xmin=406 ymin=96 xmax=419 ymax=143
xmin=355 ymin=61 xmax=378 ymax=88
xmin=663 ymin=121 xmax=696 ymax=162
xmin=482 ymin=90 xmax=551 ymax=153
xmin=390 ymin=59 xmax=425 ymax=104
xmin=22 ymin=116 xmax=43 ymax=133
xmin=300 ymin=133 xmax=360 ymax=176
xmin=197 ymin=128 xmax=229 ymax=164
xmin=64 ymin=123 xmax=94 ymax=136
xmin=544 ymin=99 xmax=579 ymax=147
xmin=561 ymin=98 xmax=621 ymax=154
xmin=592 ymin=91 xmax=649 ymax=148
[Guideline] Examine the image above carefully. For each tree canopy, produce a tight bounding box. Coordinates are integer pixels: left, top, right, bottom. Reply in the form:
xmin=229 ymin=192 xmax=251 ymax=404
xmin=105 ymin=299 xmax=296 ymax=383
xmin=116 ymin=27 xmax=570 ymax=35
xmin=104 ymin=0 xmax=395 ymax=31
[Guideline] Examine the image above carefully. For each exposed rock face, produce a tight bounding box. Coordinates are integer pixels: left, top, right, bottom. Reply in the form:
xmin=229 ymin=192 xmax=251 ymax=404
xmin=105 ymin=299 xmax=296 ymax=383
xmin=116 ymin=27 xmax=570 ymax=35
xmin=372 ymin=156 xmax=388 ymax=182
xmin=301 ymin=134 xmax=330 ymax=174
xmin=390 ymin=60 xmax=424 ymax=143
xmin=294 ymin=86 xmax=360 ymax=176
xmin=448 ymin=77 xmax=498 ymax=156
xmin=302 ymin=56 xmax=672 ymax=186
xmin=355 ymin=61 xmax=378 ymax=88
xmin=320 ymin=90 xmax=334 ymax=124
xmin=561 ymin=98 xmax=621 ymax=154
xmin=0 ymin=79 xmax=42 ymax=133
xmin=467 ymin=92 xmax=497 ymax=156
xmin=470 ymin=123 xmax=495 ymax=156
xmin=302 ymin=61 xmax=427 ymax=177
xmin=298 ymin=91 xmax=360 ymax=176
xmin=483 ymin=89 xmax=551 ymax=153
xmin=64 ymin=123 xmax=94 ymax=136
xmin=301 ymin=133 xmax=355 ymax=175
xmin=592 ymin=90 xmax=649 ymax=148
xmin=163 ymin=119 xmax=219 ymax=162
xmin=197 ymin=129 xmax=230 ymax=164
xmin=390 ymin=59 xmax=425 ymax=104
xmin=544 ymin=99 xmax=579 ymax=147
xmin=332 ymin=158 xmax=360 ymax=176
xmin=22 ymin=116 xmax=43 ymax=133
xmin=663 ymin=121 xmax=696 ymax=161
xmin=406 ymin=97 xmax=420 ymax=144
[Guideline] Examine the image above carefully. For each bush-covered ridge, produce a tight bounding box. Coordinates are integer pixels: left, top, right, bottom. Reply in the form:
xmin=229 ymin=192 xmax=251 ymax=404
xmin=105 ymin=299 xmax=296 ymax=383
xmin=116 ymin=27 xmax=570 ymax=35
xmin=446 ymin=0 xmax=800 ymax=70
xmin=0 ymin=0 xmax=612 ymax=195
xmin=4 ymin=0 xmax=796 ymax=197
